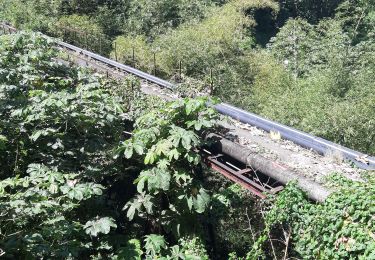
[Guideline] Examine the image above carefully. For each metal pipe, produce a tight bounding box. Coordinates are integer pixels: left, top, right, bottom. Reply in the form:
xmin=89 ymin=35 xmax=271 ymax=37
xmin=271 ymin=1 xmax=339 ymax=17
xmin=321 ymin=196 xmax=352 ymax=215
xmin=208 ymin=134 xmax=332 ymax=202
xmin=215 ymin=103 xmax=375 ymax=170
xmin=57 ymin=41 xmax=175 ymax=89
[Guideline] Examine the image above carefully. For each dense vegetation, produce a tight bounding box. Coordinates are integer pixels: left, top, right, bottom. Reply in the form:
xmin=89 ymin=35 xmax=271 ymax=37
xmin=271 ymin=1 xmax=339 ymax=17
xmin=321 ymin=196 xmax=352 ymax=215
xmin=1 ymin=0 xmax=375 ymax=259
xmin=1 ymin=0 xmax=373 ymax=154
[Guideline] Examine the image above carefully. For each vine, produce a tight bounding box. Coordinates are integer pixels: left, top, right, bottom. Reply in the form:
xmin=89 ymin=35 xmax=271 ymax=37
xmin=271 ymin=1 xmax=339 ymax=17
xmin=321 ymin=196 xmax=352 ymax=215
xmin=249 ymin=174 xmax=375 ymax=259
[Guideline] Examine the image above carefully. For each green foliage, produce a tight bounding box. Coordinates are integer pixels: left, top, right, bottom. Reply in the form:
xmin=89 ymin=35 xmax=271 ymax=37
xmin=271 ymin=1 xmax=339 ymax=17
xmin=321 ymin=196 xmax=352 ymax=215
xmin=278 ymin=0 xmax=343 ymax=23
xmin=119 ymin=97 xmax=219 ymax=235
xmin=268 ymin=18 xmax=351 ymax=77
xmin=94 ymin=5 xmax=125 ymax=37
xmin=0 ymin=164 xmax=104 ymax=258
xmin=84 ymin=217 xmax=117 ymax=237
xmin=0 ymin=32 xmax=141 ymax=259
xmin=0 ymin=31 xmax=213 ymax=260
xmin=2 ymin=1 xmax=375 ymax=259
xmin=177 ymin=236 xmax=209 ymax=260
xmin=123 ymin=0 xmax=224 ymax=39
xmin=253 ymin=176 xmax=375 ymax=259
xmin=335 ymin=0 xmax=375 ymax=43
xmin=142 ymin=234 xmax=209 ymax=259
xmin=0 ymin=0 xmax=62 ymax=31
xmin=112 ymin=35 xmax=154 ymax=73
xmin=0 ymin=32 xmax=126 ymax=176
xmin=115 ymin=239 xmax=143 ymax=260
xmin=59 ymin=0 xmax=100 ymax=14
xmin=209 ymin=183 xmax=263 ymax=258
xmin=56 ymin=14 xmax=102 ymax=32
xmin=0 ymin=134 xmax=7 ymax=150
xmin=54 ymin=14 xmax=105 ymax=37
xmin=53 ymin=14 xmax=112 ymax=54
xmin=144 ymin=234 xmax=168 ymax=258
xmin=114 ymin=0 xmax=278 ymax=78
xmin=248 ymin=16 xmax=375 ymax=154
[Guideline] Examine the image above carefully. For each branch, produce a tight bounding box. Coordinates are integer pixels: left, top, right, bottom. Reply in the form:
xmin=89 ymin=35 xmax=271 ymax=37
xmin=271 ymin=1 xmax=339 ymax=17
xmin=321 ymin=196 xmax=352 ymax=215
xmin=245 ymin=207 xmax=256 ymax=244
xmin=260 ymin=207 xmax=278 ymax=260
xmin=283 ymin=226 xmax=292 ymax=260
xmin=353 ymin=9 xmax=366 ymax=39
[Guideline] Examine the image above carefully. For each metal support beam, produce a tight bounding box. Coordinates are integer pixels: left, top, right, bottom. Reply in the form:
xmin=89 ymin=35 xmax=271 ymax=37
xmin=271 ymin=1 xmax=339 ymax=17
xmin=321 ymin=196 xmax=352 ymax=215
xmin=202 ymin=150 xmax=283 ymax=199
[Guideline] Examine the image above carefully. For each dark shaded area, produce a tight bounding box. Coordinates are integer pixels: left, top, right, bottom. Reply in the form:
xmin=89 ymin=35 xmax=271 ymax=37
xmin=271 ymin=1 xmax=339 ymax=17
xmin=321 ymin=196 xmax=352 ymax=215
xmin=277 ymin=0 xmax=344 ymax=24
xmin=252 ymin=0 xmax=344 ymax=46
xmin=254 ymin=8 xmax=279 ymax=47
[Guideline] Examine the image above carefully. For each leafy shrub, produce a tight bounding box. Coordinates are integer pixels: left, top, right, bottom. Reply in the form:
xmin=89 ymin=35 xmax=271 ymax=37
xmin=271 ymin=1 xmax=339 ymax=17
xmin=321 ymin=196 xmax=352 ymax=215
xmin=112 ymin=35 xmax=154 ymax=73
xmin=55 ymin=14 xmax=104 ymax=35
xmin=0 ymin=0 xmax=62 ymax=31
xmin=154 ymin=0 xmax=278 ymax=76
xmin=0 ymin=32 xmax=219 ymax=259
xmin=53 ymin=14 xmax=111 ymax=53
xmin=139 ymin=234 xmax=209 ymax=259
xmin=59 ymin=0 xmax=100 ymax=14
xmin=0 ymin=164 xmax=105 ymax=258
xmin=178 ymin=236 xmax=209 ymax=259
xmin=268 ymin=18 xmax=350 ymax=77
xmin=0 ymin=32 xmax=125 ymax=177
xmin=248 ymin=17 xmax=375 ymax=154
xmin=122 ymin=0 xmax=225 ymax=39
xmin=113 ymin=0 xmax=278 ymax=79
xmin=277 ymin=0 xmax=343 ymax=23
xmin=118 ymin=97 xmax=219 ymax=236
xmin=94 ymin=5 xmax=125 ymax=37
xmin=209 ymin=184 xmax=262 ymax=258
xmin=335 ymin=0 xmax=375 ymax=44
xmin=0 ymin=32 xmax=135 ymax=258
xmin=249 ymin=64 xmax=375 ymax=154
xmin=260 ymin=174 xmax=375 ymax=259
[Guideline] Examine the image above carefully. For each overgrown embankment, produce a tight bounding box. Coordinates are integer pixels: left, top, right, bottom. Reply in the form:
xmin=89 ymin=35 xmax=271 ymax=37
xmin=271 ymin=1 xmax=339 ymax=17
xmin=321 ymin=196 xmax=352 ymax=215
xmin=1 ymin=0 xmax=374 ymax=154
xmin=1 ymin=32 xmax=374 ymax=260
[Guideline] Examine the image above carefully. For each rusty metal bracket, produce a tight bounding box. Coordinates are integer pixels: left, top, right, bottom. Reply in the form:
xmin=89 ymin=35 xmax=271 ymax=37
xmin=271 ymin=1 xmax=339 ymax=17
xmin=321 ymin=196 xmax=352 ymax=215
xmin=202 ymin=149 xmax=283 ymax=199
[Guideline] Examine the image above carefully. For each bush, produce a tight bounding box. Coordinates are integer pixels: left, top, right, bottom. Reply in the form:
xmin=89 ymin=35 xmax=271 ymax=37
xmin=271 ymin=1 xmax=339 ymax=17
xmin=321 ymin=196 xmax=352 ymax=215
xmin=335 ymin=0 xmax=375 ymax=44
xmin=113 ymin=0 xmax=278 ymax=79
xmin=249 ymin=60 xmax=375 ymax=154
xmin=54 ymin=14 xmax=110 ymax=54
xmin=268 ymin=18 xmax=350 ymax=77
xmin=122 ymin=0 xmax=225 ymax=39
xmin=262 ymin=175 xmax=375 ymax=259
xmin=0 ymin=32 xmax=127 ymax=258
xmin=0 ymin=0 xmax=62 ymax=32
xmin=248 ymin=17 xmax=375 ymax=154
xmin=209 ymin=184 xmax=262 ymax=258
xmin=0 ymin=31 xmax=214 ymax=260
xmin=111 ymin=35 xmax=154 ymax=73
xmin=154 ymin=0 xmax=278 ymax=76
xmin=277 ymin=0 xmax=343 ymax=23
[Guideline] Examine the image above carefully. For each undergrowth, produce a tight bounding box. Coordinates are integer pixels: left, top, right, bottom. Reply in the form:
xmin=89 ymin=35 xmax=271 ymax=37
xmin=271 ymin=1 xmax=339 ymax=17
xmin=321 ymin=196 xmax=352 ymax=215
xmin=249 ymin=173 xmax=375 ymax=259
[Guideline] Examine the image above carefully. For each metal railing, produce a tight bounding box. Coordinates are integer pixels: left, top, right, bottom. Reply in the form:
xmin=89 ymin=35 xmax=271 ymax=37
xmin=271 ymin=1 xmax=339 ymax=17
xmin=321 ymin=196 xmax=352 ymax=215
xmin=1 ymin=22 xmax=374 ymax=171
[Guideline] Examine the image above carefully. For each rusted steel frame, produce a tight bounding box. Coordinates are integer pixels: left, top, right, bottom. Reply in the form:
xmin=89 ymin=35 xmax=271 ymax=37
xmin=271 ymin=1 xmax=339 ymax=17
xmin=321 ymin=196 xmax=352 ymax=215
xmin=208 ymin=134 xmax=332 ymax=202
xmin=208 ymin=156 xmax=268 ymax=192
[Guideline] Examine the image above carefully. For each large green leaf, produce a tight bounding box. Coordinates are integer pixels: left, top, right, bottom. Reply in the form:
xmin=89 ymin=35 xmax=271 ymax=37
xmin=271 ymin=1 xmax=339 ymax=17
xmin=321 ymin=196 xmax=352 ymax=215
xmin=144 ymin=234 xmax=167 ymax=258
xmin=116 ymin=239 xmax=143 ymax=260
xmin=84 ymin=217 xmax=117 ymax=237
